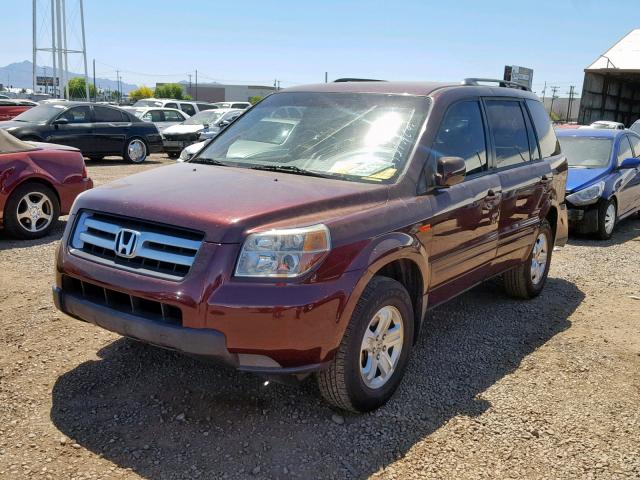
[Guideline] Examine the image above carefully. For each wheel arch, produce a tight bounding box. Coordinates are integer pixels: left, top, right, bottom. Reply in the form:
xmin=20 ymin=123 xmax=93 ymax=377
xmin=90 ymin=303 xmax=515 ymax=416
xmin=7 ymin=176 xmax=61 ymax=208
xmin=337 ymin=233 xmax=429 ymax=349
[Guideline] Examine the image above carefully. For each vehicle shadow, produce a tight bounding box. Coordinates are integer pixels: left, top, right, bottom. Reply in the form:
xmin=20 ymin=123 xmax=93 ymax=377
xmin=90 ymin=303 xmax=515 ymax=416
xmin=0 ymin=218 xmax=66 ymax=251
xmin=567 ymin=214 xmax=640 ymax=247
xmin=50 ymin=278 xmax=583 ymax=479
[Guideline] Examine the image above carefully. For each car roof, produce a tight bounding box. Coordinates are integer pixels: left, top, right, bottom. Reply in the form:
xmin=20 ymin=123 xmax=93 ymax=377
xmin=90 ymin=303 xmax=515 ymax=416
xmin=556 ymin=128 xmax=628 ymax=138
xmin=282 ymin=81 xmax=538 ymax=100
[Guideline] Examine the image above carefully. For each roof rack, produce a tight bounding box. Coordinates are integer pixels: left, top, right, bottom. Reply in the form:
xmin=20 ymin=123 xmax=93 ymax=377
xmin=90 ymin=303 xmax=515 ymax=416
xmin=333 ymin=78 xmax=386 ymax=83
xmin=462 ymin=78 xmax=531 ymax=91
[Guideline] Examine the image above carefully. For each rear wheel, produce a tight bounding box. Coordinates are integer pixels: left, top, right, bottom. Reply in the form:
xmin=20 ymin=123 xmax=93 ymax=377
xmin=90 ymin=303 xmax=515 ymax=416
xmin=317 ymin=276 xmax=414 ymax=412
xmin=4 ymin=183 xmax=60 ymax=239
xmin=167 ymin=152 xmax=179 ymax=159
xmin=595 ymin=199 xmax=616 ymax=240
xmin=504 ymin=219 xmax=553 ymax=299
xmin=123 ymin=138 xmax=147 ymax=163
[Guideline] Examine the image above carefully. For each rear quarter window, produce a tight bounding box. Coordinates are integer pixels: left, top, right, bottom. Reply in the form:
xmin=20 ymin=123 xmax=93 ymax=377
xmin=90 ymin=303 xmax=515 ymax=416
xmin=526 ymin=99 xmax=561 ymax=158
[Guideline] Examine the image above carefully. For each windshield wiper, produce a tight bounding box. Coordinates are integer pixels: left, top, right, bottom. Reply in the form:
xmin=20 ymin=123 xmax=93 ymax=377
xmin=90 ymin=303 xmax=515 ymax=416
xmin=189 ymin=157 xmax=230 ymax=166
xmin=249 ymin=164 xmax=332 ymax=178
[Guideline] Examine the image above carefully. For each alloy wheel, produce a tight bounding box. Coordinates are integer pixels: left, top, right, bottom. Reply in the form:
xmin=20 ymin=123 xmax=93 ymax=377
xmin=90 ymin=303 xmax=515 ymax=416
xmin=16 ymin=192 xmax=53 ymax=233
xmin=359 ymin=305 xmax=404 ymax=389
xmin=604 ymin=203 xmax=616 ymax=235
xmin=127 ymin=139 xmax=147 ymax=163
xmin=530 ymin=232 xmax=548 ymax=285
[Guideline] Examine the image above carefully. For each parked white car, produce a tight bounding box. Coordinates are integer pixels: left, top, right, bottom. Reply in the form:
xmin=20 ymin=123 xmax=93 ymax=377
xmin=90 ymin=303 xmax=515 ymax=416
xmin=178 ymin=140 xmax=206 ymax=162
xmin=122 ymin=107 xmax=189 ymax=134
xmin=579 ymin=120 xmax=626 ymax=130
xmin=162 ymin=108 xmax=242 ymax=157
xmin=131 ymin=98 xmax=216 ymax=116
xmin=213 ymin=101 xmax=252 ymax=109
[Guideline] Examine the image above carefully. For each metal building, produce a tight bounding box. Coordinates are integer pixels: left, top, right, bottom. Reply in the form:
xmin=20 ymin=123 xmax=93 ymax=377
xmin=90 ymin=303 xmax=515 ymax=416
xmin=578 ymin=29 xmax=640 ymax=126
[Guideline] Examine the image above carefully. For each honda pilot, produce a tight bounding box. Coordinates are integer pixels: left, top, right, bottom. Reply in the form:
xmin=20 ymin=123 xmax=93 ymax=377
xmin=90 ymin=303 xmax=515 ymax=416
xmin=53 ymin=79 xmax=568 ymax=412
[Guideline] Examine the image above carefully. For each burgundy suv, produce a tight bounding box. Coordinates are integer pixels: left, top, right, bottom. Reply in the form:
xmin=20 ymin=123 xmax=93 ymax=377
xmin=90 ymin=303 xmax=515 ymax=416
xmin=53 ymin=79 xmax=568 ymax=412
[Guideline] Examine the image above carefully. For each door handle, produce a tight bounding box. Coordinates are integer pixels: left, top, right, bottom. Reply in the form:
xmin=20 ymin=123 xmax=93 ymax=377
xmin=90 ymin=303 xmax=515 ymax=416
xmin=541 ymin=174 xmax=553 ymax=183
xmin=485 ymin=189 xmax=500 ymax=198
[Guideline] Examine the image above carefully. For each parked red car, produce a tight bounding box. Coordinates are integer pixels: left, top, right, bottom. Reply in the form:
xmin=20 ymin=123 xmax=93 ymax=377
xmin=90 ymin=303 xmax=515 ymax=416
xmin=0 ymin=130 xmax=92 ymax=239
xmin=0 ymin=99 xmax=38 ymax=121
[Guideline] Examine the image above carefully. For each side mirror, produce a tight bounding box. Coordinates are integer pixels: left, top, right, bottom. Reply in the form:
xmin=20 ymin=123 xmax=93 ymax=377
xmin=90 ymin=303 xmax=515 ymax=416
xmin=218 ymin=120 xmax=230 ymax=128
xmin=619 ymin=157 xmax=640 ymax=169
xmin=435 ymin=156 xmax=466 ymax=187
xmin=52 ymin=118 xmax=69 ymax=126
xmin=202 ymin=123 xmax=210 ymax=129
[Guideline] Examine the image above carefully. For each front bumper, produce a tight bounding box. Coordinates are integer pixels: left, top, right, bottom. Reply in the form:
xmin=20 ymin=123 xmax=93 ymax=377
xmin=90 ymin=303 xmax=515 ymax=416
xmin=163 ymin=139 xmax=197 ymax=153
xmin=567 ymin=203 xmax=599 ymax=234
xmin=52 ymin=285 xmax=328 ymax=375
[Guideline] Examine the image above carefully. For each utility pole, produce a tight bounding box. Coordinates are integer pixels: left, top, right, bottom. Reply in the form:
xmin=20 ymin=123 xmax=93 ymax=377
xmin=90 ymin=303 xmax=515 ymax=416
xmin=50 ymin=0 xmax=57 ymax=97
xmin=55 ymin=0 xmax=64 ymax=99
xmin=541 ymin=81 xmax=547 ymax=104
xmin=79 ymin=0 xmax=89 ymax=101
xmin=116 ymin=70 xmax=121 ymax=103
xmin=188 ymin=73 xmax=192 ymax=97
xmin=92 ymin=58 xmax=96 ymax=102
xmin=32 ymin=0 xmax=37 ymax=94
xmin=566 ymin=85 xmax=575 ymax=123
xmin=61 ymin=0 xmax=69 ymax=99
xmin=549 ymin=86 xmax=559 ymax=119
xmin=195 ymin=69 xmax=198 ymax=100
xmin=277 ymin=80 xmax=281 ymax=90
xmin=325 ymin=72 xmax=328 ymax=83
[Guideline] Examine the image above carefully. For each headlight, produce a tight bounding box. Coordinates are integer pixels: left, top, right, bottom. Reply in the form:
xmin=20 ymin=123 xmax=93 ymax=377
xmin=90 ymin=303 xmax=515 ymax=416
xmin=566 ymin=181 xmax=605 ymax=206
xmin=235 ymin=224 xmax=331 ymax=278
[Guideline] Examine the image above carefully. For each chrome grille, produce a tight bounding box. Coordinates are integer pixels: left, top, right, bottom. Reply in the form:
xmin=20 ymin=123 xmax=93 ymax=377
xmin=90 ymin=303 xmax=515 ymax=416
xmin=70 ymin=211 xmax=204 ymax=280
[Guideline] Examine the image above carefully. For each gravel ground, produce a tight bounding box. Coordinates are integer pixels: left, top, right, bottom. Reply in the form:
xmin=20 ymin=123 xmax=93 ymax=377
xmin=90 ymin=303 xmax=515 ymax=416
xmin=1 ymin=153 xmax=639 ymax=479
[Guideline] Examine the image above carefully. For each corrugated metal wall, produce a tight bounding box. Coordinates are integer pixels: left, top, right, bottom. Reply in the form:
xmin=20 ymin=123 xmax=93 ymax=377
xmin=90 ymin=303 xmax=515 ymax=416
xmin=578 ymin=72 xmax=640 ymax=126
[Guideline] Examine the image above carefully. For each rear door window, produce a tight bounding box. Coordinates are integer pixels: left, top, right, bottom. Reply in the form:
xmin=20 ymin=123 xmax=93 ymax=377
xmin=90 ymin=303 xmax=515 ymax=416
xmin=165 ymin=102 xmax=178 ymax=109
xmin=180 ymin=103 xmax=196 ymax=116
xmin=59 ymin=106 xmax=92 ymax=123
xmin=197 ymin=103 xmax=215 ymax=111
xmin=163 ymin=110 xmax=184 ymax=122
xmin=484 ymin=99 xmax=531 ymax=168
xmin=526 ymin=99 xmax=560 ymax=158
xmin=432 ymin=100 xmax=488 ymax=176
xmin=94 ymin=106 xmax=126 ymax=123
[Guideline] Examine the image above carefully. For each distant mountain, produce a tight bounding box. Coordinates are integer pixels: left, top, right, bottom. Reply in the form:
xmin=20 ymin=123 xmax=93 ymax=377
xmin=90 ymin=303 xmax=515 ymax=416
xmin=0 ymin=60 xmax=138 ymax=93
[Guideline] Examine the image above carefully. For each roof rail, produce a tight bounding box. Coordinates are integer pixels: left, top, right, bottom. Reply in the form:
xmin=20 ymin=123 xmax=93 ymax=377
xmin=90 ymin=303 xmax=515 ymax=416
xmin=333 ymin=78 xmax=386 ymax=83
xmin=462 ymin=78 xmax=531 ymax=91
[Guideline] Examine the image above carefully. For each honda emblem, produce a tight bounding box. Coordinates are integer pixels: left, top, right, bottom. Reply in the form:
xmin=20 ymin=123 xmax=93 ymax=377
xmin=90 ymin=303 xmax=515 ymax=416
xmin=114 ymin=228 xmax=140 ymax=258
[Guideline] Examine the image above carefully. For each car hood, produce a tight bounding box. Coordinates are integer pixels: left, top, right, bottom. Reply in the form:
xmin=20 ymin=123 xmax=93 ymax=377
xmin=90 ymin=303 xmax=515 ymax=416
xmin=72 ymin=163 xmax=388 ymax=243
xmin=0 ymin=120 xmax=28 ymax=130
xmin=163 ymin=124 xmax=203 ymax=135
xmin=566 ymin=167 xmax=610 ymax=193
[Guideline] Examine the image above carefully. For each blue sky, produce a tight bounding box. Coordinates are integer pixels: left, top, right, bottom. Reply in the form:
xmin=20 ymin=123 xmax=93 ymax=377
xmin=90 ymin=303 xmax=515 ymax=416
xmin=4 ymin=0 xmax=639 ymax=96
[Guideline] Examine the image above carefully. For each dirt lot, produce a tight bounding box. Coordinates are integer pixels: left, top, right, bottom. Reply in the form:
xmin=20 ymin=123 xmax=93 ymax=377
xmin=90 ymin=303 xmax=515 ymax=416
xmin=1 ymin=154 xmax=639 ymax=480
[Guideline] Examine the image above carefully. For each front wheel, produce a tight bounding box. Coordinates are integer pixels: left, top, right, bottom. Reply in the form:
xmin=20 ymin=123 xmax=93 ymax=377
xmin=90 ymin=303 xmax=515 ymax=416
xmin=504 ymin=219 xmax=553 ymax=299
xmin=596 ymin=199 xmax=616 ymax=240
xmin=3 ymin=183 xmax=60 ymax=239
xmin=123 ymin=138 xmax=147 ymax=163
xmin=317 ymin=276 xmax=414 ymax=412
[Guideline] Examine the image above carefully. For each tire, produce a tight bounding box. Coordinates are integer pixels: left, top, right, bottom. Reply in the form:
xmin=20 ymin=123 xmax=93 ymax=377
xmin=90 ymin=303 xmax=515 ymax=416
xmin=123 ymin=137 xmax=147 ymax=163
xmin=595 ymin=198 xmax=616 ymax=240
xmin=504 ymin=219 xmax=553 ymax=299
xmin=3 ymin=183 xmax=60 ymax=240
xmin=167 ymin=152 xmax=180 ymax=159
xmin=317 ymin=276 xmax=414 ymax=412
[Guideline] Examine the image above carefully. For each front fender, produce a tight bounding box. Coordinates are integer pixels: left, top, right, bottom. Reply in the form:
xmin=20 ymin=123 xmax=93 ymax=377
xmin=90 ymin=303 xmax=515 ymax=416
xmin=324 ymin=232 xmax=429 ymax=356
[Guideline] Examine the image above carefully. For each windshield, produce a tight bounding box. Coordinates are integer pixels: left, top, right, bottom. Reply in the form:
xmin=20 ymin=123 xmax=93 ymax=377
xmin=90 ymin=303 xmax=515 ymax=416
xmin=558 ymin=136 xmax=613 ymax=168
xmin=13 ymin=104 xmax=66 ymax=123
xmin=184 ymin=110 xmax=225 ymax=125
xmin=133 ymin=100 xmax=164 ymax=108
xmin=193 ymin=92 xmax=430 ymax=183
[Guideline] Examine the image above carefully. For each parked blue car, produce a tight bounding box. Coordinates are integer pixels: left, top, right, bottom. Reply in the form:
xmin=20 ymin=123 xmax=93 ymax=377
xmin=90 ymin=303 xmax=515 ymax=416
xmin=556 ymin=128 xmax=640 ymax=239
